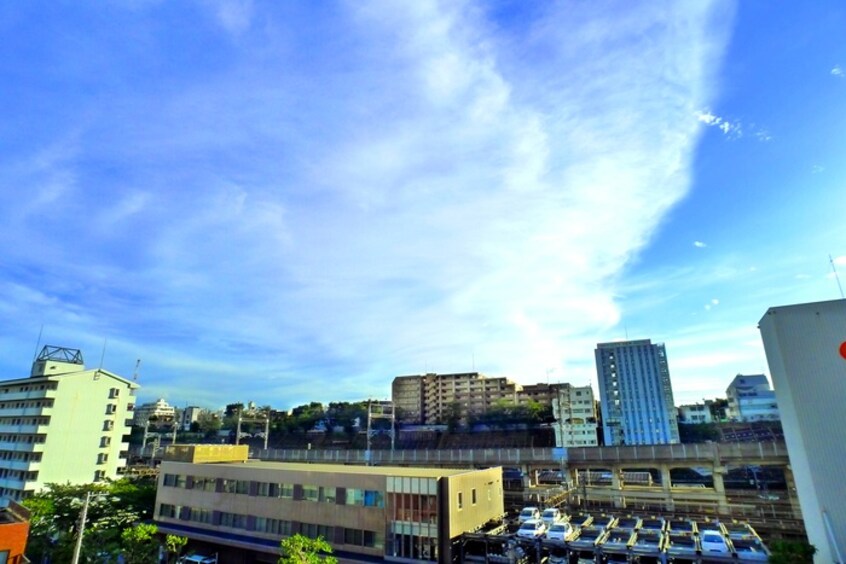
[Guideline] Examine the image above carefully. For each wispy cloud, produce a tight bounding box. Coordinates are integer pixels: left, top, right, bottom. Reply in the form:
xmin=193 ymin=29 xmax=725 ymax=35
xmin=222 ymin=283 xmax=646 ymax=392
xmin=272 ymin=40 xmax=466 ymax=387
xmin=0 ymin=1 xmax=738 ymax=407
xmin=832 ymin=65 xmax=844 ymax=78
xmin=696 ymin=109 xmax=770 ymax=141
xmin=693 ymin=241 xmax=708 ymax=248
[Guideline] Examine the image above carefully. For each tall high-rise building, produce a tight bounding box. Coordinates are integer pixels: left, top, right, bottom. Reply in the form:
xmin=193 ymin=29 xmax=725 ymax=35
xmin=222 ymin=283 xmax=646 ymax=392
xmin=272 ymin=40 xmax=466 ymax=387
xmin=0 ymin=346 xmax=138 ymax=504
xmin=595 ymin=339 xmax=680 ymax=446
xmin=759 ymin=299 xmax=846 ymax=563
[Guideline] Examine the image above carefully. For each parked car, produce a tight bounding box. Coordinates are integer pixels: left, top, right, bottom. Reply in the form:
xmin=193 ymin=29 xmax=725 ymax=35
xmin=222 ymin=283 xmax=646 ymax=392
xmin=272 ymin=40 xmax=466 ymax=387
xmin=541 ymin=508 xmax=562 ymax=526
xmin=546 ymin=522 xmax=575 ymax=542
xmin=516 ymin=519 xmax=547 ymax=539
xmin=518 ymin=506 xmax=541 ymax=523
xmin=700 ymin=530 xmax=730 ymax=553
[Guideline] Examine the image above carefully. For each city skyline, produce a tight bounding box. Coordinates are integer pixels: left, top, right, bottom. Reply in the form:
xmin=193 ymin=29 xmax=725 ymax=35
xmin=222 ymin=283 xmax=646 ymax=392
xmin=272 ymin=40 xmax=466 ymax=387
xmin=1 ymin=2 xmax=844 ymax=409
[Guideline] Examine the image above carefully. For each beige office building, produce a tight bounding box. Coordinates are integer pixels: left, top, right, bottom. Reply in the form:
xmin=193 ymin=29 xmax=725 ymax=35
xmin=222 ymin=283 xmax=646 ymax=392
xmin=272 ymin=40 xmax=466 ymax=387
xmin=154 ymin=445 xmax=504 ymax=563
xmin=0 ymin=346 xmax=138 ymax=504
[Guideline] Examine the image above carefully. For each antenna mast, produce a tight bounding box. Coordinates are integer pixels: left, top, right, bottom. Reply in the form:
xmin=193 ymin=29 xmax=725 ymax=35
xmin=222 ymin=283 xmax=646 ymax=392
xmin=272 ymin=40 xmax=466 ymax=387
xmin=133 ymin=359 xmax=141 ymax=382
xmin=830 ymin=254 xmax=845 ymax=299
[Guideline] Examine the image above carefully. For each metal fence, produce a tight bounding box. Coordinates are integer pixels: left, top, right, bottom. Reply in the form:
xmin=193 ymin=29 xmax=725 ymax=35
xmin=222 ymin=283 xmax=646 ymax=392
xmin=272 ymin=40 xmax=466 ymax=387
xmin=253 ymin=441 xmax=789 ymax=467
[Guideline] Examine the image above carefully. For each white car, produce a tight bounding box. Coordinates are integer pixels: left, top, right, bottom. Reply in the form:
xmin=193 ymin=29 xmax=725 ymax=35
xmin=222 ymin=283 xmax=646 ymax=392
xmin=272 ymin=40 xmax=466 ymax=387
xmin=518 ymin=506 xmax=541 ymax=523
xmin=545 ymin=522 xmax=575 ymax=542
xmin=516 ymin=519 xmax=547 ymax=539
xmin=700 ymin=530 xmax=730 ymax=553
xmin=541 ymin=508 xmax=562 ymax=526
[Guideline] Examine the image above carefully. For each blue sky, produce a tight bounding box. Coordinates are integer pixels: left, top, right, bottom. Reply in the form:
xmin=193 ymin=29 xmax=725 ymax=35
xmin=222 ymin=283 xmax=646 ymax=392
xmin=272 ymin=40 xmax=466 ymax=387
xmin=1 ymin=1 xmax=844 ymax=410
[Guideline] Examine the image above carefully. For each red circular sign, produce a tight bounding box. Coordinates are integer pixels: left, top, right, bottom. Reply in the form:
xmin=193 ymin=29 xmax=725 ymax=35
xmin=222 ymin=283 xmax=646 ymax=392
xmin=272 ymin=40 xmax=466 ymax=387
xmin=841 ymin=341 xmax=846 ymax=360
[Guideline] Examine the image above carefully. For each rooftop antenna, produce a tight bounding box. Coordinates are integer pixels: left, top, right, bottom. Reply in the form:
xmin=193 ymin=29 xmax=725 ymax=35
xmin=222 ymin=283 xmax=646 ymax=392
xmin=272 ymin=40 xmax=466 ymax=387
xmin=32 ymin=325 xmax=44 ymax=363
xmin=98 ymin=338 xmax=108 ymax=370
xmin=830 ymin=254 xmax=845 ymax=299
xmin=133 ymin=359 xmax=141 ymax=382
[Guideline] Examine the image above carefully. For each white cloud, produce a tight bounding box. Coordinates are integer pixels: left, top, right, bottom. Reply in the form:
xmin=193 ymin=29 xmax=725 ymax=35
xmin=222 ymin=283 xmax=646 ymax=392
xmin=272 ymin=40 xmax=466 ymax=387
xmin=693 ymin=240 xmax=707 ymax=248
xmin=695 ymin=109 xmax=771 ymax=141
xmin=832 ymin=65 xmax=844 ymax=78
xmin=0 ymin=1 xmax=739 ymax=406
xmin=833 ymin=255 xmax=846 ymax=267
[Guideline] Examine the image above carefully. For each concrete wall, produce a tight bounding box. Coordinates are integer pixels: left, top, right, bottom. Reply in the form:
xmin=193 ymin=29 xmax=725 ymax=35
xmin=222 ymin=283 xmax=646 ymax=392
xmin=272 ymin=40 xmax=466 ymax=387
xmin=760 ymin=299 xmax=846 ymax=563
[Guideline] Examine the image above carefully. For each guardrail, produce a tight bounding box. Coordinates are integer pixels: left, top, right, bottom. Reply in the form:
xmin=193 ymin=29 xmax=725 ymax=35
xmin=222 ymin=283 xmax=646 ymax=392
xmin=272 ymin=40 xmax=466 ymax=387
xmin=253 ymin=442 xmax=789 ymax=467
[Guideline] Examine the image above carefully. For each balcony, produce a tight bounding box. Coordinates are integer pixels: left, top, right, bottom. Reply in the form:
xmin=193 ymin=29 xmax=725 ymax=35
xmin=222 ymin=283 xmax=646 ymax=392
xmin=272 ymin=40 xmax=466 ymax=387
xmin=0 ymin=389 xmax=57 ymax=402
xmin=0 ymin=424 xmax=50 ymax=435
xmin=0 ymin=460 xmax=39 ymax=472
xmin=0 ymin=406 xmax=53 ymax=418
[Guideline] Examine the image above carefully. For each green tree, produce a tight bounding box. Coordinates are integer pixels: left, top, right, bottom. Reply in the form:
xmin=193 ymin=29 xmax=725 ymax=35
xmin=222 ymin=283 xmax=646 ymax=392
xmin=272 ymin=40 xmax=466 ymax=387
xmin=23 ymin=478 xmax=157 ymax=563
xmin=279 ymin=534 xmax=337 ymax=564
xmin=768 ymin=540 xmax=816 ymax=564
xmin=121 ymin=523 xmax=160 ymax=564
xmin=165 ymin=534 xmax=189 ymax=563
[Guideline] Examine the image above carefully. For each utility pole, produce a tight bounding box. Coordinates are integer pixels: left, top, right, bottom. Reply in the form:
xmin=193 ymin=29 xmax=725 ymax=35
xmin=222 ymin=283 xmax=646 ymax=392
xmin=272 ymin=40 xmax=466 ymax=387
xmin=71 ymin=491 xmax=92 ymax=564
xmin=264 ymin=412 xmax=270 ymax=450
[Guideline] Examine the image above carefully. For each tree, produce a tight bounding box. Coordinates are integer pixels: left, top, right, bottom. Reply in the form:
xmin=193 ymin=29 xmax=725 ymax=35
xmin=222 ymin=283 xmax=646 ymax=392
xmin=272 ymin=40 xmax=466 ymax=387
xmin=279 ymin=534 xmax=337 ymax=564
xmin=444 ymin=401 xmax=463 ymax=433
xmin=121 ymin=523 xmax=160 ymax=564
xmin=165 ymin=534 xmax=189 ymax=563
xmin=768 ymin=540 xmax=816 ymax=564
xmin=23 ymin=477 xmax=157 ymax=563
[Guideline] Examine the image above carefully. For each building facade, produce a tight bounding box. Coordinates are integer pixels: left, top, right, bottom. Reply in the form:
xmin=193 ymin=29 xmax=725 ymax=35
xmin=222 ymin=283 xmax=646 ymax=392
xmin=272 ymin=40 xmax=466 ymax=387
xmin=0 ymin=501 xmax=30 ymax=563
xmin=133 ymin=397 xmax=177 ymax=427
xmin=392 ymin=372 xmax=520 ymax=425
xmin=595 ymin=340 xmax=680 ymax=446
xmin=154 ymin=445 xmax=504 ymax=563
xmin=551 ymin=384 xmax=598 ymax=447
xmin=180 ymin=406 xmax=203 ymax=431
xmin=725 ymin=374 xmax=780 ymax=422
xmin=677 ymin=403 xmax=714 ymax=425
xmin=0 ymin=346 xmax=138 ymax=504
xmin=759 ymin=299 xmax=846 ymax=564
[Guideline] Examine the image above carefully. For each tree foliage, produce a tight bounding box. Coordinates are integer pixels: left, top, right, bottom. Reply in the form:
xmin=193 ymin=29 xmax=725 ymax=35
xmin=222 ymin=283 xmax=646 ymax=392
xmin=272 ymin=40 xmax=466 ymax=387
xmin=23 ymin=477 xmax=157 ymax=563
xmin=279 ymin=534 xmax=337 ymax=564
xmin=165 ymin=534 xmax=189 ymax=563
xmin=768 ymin=540 xmax=816 ymax=564
xmin=121 ymin=523 xmax=160 ymax=564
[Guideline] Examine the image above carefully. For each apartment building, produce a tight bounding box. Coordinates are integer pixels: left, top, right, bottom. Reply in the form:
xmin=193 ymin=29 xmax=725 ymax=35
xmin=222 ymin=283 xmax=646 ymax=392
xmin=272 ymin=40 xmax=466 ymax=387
xmin=0 ymin=345 xmax=138 ymax=504
xmin=677 ymin=403 xmax=714 ymax=425
xmin=154 ymin=445 xmax=504 ymax=563
xmin=0 ymin=501 xmax=30 ymax=563
xmin=551 ymin=384 xmax=598 ymax=447
xmin=133 ymin=397 xmax=177 ymax=427
xmin=393 ymin=372 xmax=521 ymax=425
xmin=595 ymin=339 xmax=680 ymax=446
xmin=725 ymin=374 xmax=780 ymax=422
xmin=759 ymin=299 xmax=846 ymax=563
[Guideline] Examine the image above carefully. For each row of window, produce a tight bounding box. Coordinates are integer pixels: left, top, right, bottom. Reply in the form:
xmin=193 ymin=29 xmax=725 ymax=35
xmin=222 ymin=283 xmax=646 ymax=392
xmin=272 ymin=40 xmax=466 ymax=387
xmin=0 ymin=417 xmax=50 ymax=426
xmin=158 ymin=503 xmax=383 ymax=548
xmin=0 ymin=451 xmax=42 ymax=462
xmin=0 ymin=383 xmax=58 ymax=394
xmin=0 ymin=469 xmax=38 ymax=480
xmin=0 ymin=434 xmax=46 ymax=444
xmin=161 ymin=474 xmax=385 ymax=507
xmin=0 ymin=399 xmax=54 ymax=410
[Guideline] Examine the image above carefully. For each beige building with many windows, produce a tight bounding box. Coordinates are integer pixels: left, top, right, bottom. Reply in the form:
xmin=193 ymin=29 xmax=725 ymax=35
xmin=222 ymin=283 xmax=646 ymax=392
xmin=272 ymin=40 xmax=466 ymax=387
xmin=393 ymin=372 xmax=568 ymax=425
xmin=154 ymin=445 xmax=504 ymax=563
xmin=0 ymin=346 xmax=138 ymax=504
xmin=551 ymin=384 xmax=598 ymax=447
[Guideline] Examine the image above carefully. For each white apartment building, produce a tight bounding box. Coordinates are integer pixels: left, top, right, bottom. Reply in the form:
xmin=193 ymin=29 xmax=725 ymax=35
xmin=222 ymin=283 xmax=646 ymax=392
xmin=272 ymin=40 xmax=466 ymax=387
xmin=133 ymin=397 xmax=177 ymax=427
xmin=551 ymin=384 xmax=598 ymax=447
xmin=759 ymin=299 xmax=846 ymax=564
xmin=0 ymin=346 xmax=138 ymax=504
xmin=180 ymin=405 xmax=203 ymax=431
xmin=595 ymin=339 xmax=680 ymax=446
xmin=725 ymin=374 xmax=780 ymax=422
xmin=677 ymin=403 xmax=714 ymax=425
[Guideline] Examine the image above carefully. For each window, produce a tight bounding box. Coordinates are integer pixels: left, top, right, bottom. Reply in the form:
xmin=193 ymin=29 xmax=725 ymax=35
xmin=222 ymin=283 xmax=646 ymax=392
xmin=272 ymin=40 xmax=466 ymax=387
xmin=105 ymin=404 xmax=116 ymax=415
xmin=235 ymin=480 xmax=249 ymax=494
xmin=303 ymin=484 xmax=319 ymax=501
xmin=471 ymin=488 xmax=477 ymax=505
xmin=319 ymin=486 xmax=336 ymax=503
xmin=457 ymin=492 xmax=463 ymax=509
xmin=163 ymin=474 xmax=178 ymax=487
xmin=109 ymin=388 xmax=120 ymax=398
